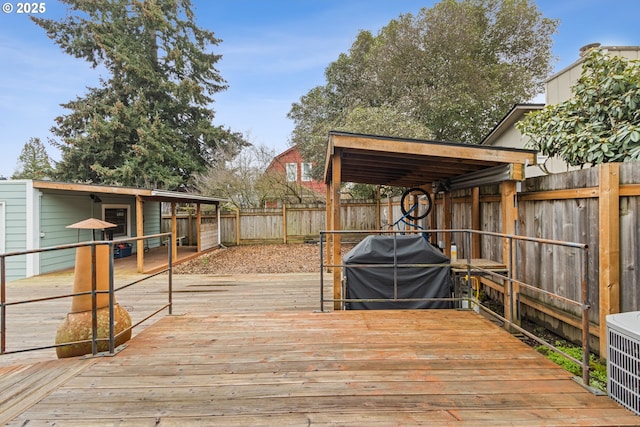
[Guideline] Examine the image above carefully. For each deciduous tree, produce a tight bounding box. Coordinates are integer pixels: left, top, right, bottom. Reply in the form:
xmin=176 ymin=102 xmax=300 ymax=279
xmin=289 ymin=0 xmax=557 ymax=178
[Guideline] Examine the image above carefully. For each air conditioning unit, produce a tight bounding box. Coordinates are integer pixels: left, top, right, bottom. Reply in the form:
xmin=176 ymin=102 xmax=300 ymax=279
xmin=607 ymin=311 xmax=640 ymax=415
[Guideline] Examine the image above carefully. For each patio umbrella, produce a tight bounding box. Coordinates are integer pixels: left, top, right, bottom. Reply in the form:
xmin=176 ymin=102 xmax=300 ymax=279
xmin=66 ymin=218 xmax=117 ymax=241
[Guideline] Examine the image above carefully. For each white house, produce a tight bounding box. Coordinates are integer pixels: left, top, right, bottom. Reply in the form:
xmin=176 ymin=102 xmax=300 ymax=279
xmin=481 ymin=43 xmax=640 ymax=177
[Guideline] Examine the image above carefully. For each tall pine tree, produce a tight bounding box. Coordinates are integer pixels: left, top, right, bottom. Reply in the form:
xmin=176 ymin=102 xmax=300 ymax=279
xmin=12 ymin=137 xmax=54 ymax=180
xmin=33 ymin=0 xmax=246 ymax=189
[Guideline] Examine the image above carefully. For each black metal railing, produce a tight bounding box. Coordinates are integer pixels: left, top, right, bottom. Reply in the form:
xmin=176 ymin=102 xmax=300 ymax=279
xmin=0 ymin=233 xmax=173 ymax=357
xmin=319 ymin=228 xmax=592 ymax=388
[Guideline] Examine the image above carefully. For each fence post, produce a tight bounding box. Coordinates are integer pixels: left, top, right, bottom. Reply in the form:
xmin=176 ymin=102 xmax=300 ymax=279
xmin=598 ymin=162 xmax=620 ymax=356
xmin=282 ymin=204 xmax=287 ymax=244
xmin=471 ymin=187 xmax=481 ymax=257
xmin=235 ymin=209 xmax=241 ymax=246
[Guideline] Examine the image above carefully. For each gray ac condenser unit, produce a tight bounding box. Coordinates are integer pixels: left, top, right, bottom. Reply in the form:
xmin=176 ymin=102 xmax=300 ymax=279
xmin=607 ymin=311 xmax=640 ymax=415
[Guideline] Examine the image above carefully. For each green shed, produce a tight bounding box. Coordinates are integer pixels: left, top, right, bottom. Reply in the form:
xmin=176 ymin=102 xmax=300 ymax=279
xmin=0 ymin=180 xmax=225 ymax=282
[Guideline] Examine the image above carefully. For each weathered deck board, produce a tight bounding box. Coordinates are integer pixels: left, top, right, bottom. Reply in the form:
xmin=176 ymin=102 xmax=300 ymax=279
xmin=0 ymin=358 xmax=95 ymax=424
xmin=2 ymin=272 xmax=639 ymax=426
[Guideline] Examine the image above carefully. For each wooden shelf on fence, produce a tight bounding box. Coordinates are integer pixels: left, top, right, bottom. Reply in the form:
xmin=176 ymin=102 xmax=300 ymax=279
xmin=450 ymin=259 xmax=508 ymax=273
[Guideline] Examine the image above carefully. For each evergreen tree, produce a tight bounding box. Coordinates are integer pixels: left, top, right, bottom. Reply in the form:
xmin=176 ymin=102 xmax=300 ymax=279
xmin=12 ymin=137 xmax=54 ymax=180
xmin=33 ymin=0 xmax=247 ymax=189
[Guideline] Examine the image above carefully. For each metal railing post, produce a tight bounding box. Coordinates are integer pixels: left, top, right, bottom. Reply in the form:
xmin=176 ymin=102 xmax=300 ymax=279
xmin=90 ymin=243 xmax=98 ymax=356
xmin=0 ymin=234 xmax=174 ymax=358
xmin=319 ymin=232 xmax=325 ymax=312
xmin=1 ymin=256 xmax=6 ymax=354
xmin=465 ymin=230 xmax=472 ymax=309
xmin=168 ymin=234 xmax=173 ymax=315
xmin=581 ymin=246 xmax=591 ymax=387
xmin=108 ymin=241 xmax=115 ymax=354
xmin=393 ymin=231 xmax=398 ymax=300
xmin=508 ymin=236 xmax=515 ymax=326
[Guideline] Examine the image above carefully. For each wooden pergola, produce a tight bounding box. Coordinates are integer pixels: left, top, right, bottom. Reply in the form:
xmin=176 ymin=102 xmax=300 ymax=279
xmin=323 ymin=131 xmax=538 ymax=310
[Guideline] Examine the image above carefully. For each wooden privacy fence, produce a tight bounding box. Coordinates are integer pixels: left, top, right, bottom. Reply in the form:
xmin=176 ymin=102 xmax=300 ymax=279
xmin=218 ymin=200 xmax=380 ymax=245
xmin=161 ymin=214 xmax=217 ymax=247
xmin=426 ymin=161 xmax=640 ymax=355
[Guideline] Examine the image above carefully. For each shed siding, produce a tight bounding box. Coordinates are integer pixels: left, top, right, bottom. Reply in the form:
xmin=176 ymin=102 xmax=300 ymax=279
xmin=39 ymin=193 xmax=145 ymax=274
xmin=143 ymin=201 xmax=162 ymax=249
xmin=39 ymin=191 xmax=94 ymax=274
xmin=0 ymin=181 xmax=29 ymax=281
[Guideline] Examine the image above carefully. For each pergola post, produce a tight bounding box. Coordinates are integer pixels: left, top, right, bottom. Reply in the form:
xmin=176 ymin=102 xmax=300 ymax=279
xmin=331 ymin=149 xmax=342 ymax=310
xmin=443 ymin=191 xmax=452 ymax=257
xmin=171 ymin=202 xmax=178 ymax=263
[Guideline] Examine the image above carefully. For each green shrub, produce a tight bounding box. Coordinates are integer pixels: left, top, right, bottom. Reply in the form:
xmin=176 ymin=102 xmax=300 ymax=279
xmin=536 ymin=341 xmax=607 ymax=392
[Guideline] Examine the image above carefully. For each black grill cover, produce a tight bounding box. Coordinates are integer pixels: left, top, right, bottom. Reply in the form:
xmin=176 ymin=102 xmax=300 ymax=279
xmin=343 ymin=234 xmax=451 ymax=309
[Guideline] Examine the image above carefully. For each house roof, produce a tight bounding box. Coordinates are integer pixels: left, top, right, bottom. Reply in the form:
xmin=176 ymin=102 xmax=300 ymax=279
xmin=545 ymin=44 xmax=640 ymax=85
xmin=265 ymin=145 xmax=300 ymax=172
xmin=480 ymin=103 xmax=544 ymax=147
xmin=31 ymin=180 xmax=227 ymax=204
xmin=324 ymin=131 xmax=537 ymax=189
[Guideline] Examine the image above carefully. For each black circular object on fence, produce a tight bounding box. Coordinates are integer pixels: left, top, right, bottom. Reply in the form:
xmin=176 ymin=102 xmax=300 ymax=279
xmin=400 ymin=187 xmax=433 ymax=221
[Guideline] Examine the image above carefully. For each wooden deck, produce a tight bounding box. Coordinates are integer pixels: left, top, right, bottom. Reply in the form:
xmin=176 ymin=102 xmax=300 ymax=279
xmin=1 ymin=272 xmax=638 ymax=426
xmin=114 ymin=244 xmax=201 ymax=273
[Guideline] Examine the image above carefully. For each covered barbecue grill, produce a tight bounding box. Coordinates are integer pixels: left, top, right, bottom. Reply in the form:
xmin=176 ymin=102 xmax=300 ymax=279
xmin=343 ymin=234 xmax=452 ymax=309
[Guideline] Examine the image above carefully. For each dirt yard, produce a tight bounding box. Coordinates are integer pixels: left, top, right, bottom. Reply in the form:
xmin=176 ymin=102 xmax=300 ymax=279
xmin=174 ymin=243 xmax=354 ymax=274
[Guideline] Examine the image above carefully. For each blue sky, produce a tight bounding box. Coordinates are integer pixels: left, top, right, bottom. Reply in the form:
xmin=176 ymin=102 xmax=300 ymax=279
xmin=0 ymin=0 xmax=639 ymax=178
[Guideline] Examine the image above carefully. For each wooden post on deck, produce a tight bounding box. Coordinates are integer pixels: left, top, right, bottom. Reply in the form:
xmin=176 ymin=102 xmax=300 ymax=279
xmin=136 ymin=195 xmax=144 ymax=273
xmin=501 ymin=180 xmax=519 ymax=328
xmin=171 ymin=202 xmax=178 ymax=264
xmin=598 ymin=162 xmax=620 ymax=356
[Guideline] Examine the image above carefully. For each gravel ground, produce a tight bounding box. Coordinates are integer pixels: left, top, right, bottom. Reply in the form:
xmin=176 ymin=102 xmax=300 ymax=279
xmin=174 ymin=243 xmax=354 ymax=274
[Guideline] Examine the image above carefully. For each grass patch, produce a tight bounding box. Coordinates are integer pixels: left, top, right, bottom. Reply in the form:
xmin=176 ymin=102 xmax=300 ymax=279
xmin=536 ymin=340 xmax=607 ymax=392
